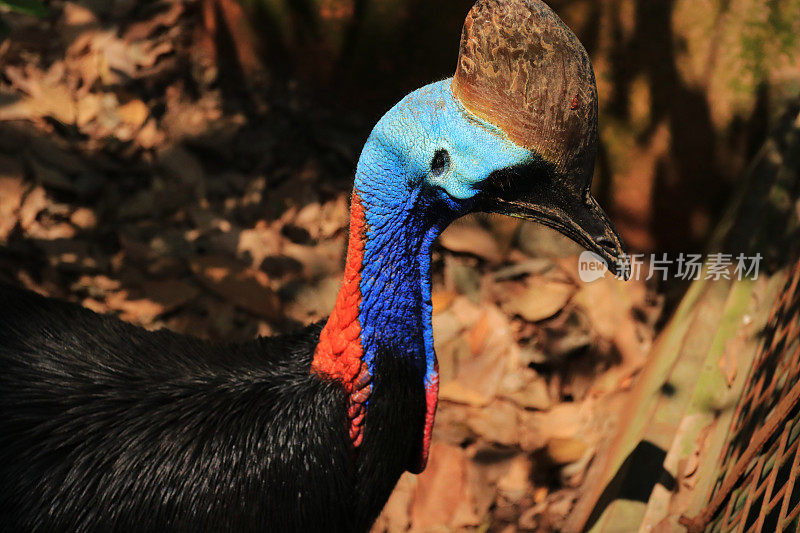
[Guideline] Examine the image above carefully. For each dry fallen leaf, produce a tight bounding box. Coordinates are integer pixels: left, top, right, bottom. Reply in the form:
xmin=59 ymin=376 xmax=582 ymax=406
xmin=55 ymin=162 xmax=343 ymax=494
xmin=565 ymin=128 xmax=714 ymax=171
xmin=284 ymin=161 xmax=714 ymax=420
xmin=439 ymin=380 xmax=492 ymax=407
xmin=0 ymin=66 xmax=77 ymax=124
xmin=0 ymin=157 xmax=27 ymax=240
xmin=431 ymin=290 xmax=456 ymax=314
xmin=456 ymin=307 xmax=516 ymax=403
xmin=500 ymin=374 xmax=552 ymax=411
xmin=439 ymin=219 xmax=503 ymax=262
xmin=467 ymin=401 xmax=519 ymax=446
xmin=140 ymin=280 xmax=200 ymax=315
xmin=70 ymin=208 xmax=97 ymax=230
xmin=190 ymin=255 xmax=281 ymax=319
xmin=123 ymin=1 xmax=184 ymax=41
xmin=503 ymin=277 xmax=575 ymax=322
xmin=62 ymin=2 xmax=98 ymax=27
xmin=19 ymin=186 xmax=48 ymax=231
xmin=75 ymin=93 xmax=102 ymax=126
xmin=117 ymin=99 xmax=150 ymax=129
xmin=546 ymin=436 xmax=589 ymax=465
xmin=410 ymin=442 xmax=471 ymax=530
xmin=73 ymin=274 xmax=121 ymax=296
xmin=136 ymin=119 xmax=165 ymax=149
xmin=283 ymin=275 xmax=341 ymax=322
xmin=105 ymin=290 xmax=167 ymax=324
xmin=519 ymin=403 xmax=586 ymax=451
xmin=81 ymin=297 xmax=108 ymax=314
xmin=496 ymin=454 xmax=532 ymax=502
xmin=238 ymin=222 xmax=283 ymax=269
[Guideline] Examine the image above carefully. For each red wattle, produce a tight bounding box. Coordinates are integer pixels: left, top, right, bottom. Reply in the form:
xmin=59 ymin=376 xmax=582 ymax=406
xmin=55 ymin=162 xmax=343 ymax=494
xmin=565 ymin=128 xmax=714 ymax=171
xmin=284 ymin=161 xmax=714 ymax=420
xmin=412 ymin=359 xmax=439 ymax=473
xmin=311 ymin=193 xmax=371 ymax=450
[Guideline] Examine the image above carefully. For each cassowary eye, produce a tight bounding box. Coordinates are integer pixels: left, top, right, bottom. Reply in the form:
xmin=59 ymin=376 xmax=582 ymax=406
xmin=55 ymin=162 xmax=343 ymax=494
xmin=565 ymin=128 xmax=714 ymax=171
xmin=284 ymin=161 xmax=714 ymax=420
xmin=430 ymin=149 xmax=450 ymax=176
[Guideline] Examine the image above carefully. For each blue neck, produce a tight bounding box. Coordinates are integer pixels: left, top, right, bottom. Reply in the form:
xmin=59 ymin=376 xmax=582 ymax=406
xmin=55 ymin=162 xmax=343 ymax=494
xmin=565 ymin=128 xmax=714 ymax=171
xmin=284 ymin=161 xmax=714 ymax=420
xmin=356 ymin=185 xmax=450 ymax=385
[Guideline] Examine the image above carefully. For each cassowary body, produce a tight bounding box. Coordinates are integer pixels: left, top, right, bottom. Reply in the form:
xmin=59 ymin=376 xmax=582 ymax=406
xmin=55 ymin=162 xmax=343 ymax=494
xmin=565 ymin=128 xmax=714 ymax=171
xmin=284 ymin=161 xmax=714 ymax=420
xmin=0 ymin=1 xmax=628 ymax=531
xmin=0 ymin=284 xmax=422 ymax=531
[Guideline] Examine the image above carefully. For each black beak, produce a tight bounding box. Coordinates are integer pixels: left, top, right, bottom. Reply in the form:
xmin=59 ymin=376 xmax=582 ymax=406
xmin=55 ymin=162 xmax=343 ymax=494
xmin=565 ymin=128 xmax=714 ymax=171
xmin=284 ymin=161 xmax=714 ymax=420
xmin=475 ymin=162 xmax=630 ymax=279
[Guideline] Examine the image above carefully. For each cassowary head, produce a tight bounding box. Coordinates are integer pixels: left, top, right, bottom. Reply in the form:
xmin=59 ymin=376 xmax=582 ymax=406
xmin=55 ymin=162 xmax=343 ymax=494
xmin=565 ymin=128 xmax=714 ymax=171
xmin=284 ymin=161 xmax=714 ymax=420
xmin=355 ymin=0 xmax=628 ymax=276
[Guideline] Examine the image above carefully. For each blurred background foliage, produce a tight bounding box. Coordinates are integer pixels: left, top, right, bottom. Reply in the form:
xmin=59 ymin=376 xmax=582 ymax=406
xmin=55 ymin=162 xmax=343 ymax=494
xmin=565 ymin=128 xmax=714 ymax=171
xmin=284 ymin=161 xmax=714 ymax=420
xmin=0 ymin=0 xmax=47 ymax=34
xmin=4 ymin=0 xmax=798 ymax=255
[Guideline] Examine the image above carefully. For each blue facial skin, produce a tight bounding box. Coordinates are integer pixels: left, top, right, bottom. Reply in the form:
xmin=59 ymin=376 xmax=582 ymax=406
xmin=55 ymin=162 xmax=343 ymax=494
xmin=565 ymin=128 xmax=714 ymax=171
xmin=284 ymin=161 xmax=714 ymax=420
xmin=354 ymin=79 xmax=532 ymax=389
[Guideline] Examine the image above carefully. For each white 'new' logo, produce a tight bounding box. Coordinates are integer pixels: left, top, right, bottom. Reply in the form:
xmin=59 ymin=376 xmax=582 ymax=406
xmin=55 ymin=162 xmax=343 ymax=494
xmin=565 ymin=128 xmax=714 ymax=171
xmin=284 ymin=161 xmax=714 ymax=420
xmin=578 ymin=250 xmax=608 ymax=282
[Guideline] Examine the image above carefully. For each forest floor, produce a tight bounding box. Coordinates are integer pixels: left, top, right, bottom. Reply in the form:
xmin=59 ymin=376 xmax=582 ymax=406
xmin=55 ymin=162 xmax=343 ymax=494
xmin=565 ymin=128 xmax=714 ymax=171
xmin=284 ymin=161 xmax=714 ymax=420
xmin=0 ymin=1 xmax=663 ymax=530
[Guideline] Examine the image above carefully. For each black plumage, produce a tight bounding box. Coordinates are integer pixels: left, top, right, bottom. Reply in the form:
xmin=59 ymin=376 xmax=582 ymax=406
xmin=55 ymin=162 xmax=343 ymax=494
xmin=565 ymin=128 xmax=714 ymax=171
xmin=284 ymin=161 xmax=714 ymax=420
xmin=0 ymin=282 xmax=423 ymax=532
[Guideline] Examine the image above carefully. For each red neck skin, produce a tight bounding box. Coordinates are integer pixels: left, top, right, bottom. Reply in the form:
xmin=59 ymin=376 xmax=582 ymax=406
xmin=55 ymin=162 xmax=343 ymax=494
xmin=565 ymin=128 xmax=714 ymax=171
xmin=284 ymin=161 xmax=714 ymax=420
xmin=311 ymin=192 xmax=372 ymax=448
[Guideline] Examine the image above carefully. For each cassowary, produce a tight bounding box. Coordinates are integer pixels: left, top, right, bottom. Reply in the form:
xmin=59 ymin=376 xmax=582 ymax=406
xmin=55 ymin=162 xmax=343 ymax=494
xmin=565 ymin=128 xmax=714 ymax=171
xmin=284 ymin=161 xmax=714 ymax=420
xmin=0 ymin=0 xmax=628 ymax=531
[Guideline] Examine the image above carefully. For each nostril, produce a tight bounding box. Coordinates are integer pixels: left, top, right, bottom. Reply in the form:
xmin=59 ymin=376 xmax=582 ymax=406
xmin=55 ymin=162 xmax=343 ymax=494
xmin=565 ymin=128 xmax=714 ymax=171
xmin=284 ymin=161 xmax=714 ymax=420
xmin=596 ymin=236 xmax=615 ymax=249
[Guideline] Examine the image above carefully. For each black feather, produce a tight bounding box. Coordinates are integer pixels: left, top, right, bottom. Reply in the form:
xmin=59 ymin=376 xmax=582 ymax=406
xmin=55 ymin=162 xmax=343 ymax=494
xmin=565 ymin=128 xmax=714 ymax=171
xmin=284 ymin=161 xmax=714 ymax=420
xmin=0 ymin=282 xmax=422 ymax=532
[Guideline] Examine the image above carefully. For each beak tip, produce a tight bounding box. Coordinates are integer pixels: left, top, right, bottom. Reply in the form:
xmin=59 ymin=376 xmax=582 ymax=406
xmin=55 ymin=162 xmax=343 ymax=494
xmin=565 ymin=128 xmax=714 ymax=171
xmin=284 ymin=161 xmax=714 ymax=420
xmin=592 ymin=237 xmax=630 ymax=281
xmin=603 ymin=254 xmax=631 ymax=281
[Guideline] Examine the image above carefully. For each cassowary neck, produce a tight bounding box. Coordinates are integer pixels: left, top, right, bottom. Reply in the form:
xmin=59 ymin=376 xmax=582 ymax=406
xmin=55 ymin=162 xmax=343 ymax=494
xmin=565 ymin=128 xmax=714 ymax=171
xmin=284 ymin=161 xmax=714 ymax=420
xmin=312 ymin=183 xmax=445 ymax=471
